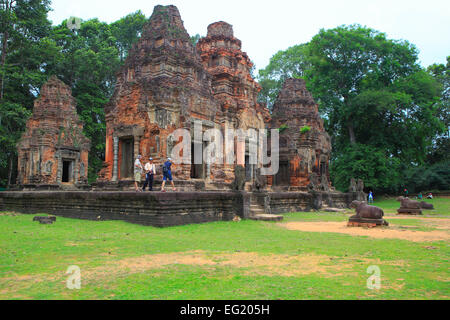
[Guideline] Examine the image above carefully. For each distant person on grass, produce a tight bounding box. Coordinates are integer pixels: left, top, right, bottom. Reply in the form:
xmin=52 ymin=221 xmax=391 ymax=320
xmin=368 ymin=191 xmax=374 ymax=204
xmin=404 ymin=189 xmax=409 ymax=198
xmin=134 ymin=155 xmax=144 ymax=192
xmin=418 ymin=192 xmax=423 ymax=200
xmin=427 ymin=193 xmax=433 ymax=200
xmin=142 ymin=157 xmax=156 ymax=192
xmin=161 ymin=158 xmax=176 ymax=192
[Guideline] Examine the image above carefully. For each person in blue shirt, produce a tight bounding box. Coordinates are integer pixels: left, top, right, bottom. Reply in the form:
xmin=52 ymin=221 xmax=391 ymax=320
xmin=161 ymin=158 xmax=176 ymax=192
xmin=368 ymin=191 xmax=374 ymax=204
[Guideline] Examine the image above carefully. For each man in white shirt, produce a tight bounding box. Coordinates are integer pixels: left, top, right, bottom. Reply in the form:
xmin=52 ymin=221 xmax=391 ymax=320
xmin=134 ymin=155 xmax=144 ymax=192
xmin=142 ymin=157 xmax=156 ymax=191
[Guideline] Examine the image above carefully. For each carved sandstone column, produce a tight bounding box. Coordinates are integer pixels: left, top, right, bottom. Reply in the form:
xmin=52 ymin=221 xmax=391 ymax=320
xmin=56 ymin=151 xmax=62 ymax=184
xmin=112 ymin=136 xmax=119 ymax=182
xmin=134 ymin=136 xmax=141 ymax=160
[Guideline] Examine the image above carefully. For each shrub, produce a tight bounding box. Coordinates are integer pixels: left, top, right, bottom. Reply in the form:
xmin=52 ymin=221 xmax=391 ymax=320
xmin=300 ymin=126 xmax=311 ymax=134
xmin=278 ymin=124 xmax=289 ymax=133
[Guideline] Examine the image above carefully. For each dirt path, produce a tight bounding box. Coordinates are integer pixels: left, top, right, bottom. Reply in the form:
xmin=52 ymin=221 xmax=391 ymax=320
xmin=279 ymin=221 xmax=450 ymax=242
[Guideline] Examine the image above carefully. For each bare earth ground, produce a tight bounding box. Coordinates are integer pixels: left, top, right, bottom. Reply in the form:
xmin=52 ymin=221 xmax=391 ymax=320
xmin=0 ymin=202 xmax=449 ymax=299
xmin=1 ymin=250 xmax=410 ymax=294
xmin=279 ymin=217 xmax=450 ymax=242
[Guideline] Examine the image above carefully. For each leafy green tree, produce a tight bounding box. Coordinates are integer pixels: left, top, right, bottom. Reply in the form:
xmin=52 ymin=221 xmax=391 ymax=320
xmin=110 ymin=11 xmax=147 ymax=61
xmin=190 ymin=33 xmax=201 ymax=46
xmin=331 ymin=143 xmax=402 ymax=194
xmin=47 ymin=14 xmax=148 ymax=182
xmin=49 ymin=19 xmax=122 ymax=182
xmin=257 ymin=44 xmax=308 ymax=109
xmin=0 ymin=102 xmax=30 ymax=186
xmin=427 ymin=56 xmax=449 ymax=165
xmin=258 ymin=25 xmax=445 ymax=193
xmin=0 ymin=0 xmax=53 ymax=186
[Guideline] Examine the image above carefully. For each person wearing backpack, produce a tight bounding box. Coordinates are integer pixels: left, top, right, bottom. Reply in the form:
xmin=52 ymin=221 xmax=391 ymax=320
xmin=161 ymin=157 xmax=176 ymax=192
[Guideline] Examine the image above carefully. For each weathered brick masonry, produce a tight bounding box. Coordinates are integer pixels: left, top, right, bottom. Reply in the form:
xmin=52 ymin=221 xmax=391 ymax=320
xmin=0 ymin=190 xmax=357 ymax=227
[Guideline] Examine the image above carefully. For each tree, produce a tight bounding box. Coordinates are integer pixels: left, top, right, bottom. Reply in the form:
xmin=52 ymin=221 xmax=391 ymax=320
xmin=110 ymin=11 xmax=147 ymax=61
xmin=306 ymin=26 xmax=444 ymax=192
xmin=331 ymin=143 xmax=402 ymax=194
xmin=258 ymin=25 xmax=445 ymax=193
xmin=0 ymin=102 xmax=30 ymax=186
xmin=49 ymin=18 xmax=122 ymax=182
xmin=190 ymin=33 xmax=201 ymax=46
xmin=0 ymin=0 xmax=53 ymax=186
xmin=257 ymin=44 xmax=308 ymax=109
xmin=427 ymin=56 xmax=449 ymax=164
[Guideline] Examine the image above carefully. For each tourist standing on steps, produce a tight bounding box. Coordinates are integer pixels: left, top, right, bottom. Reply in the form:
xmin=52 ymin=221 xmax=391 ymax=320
xmin=143 ymin=157 xmax=156 ymax=191
xmin=161 ymin=157 xmax=176 ymax=192
xmin=134 ymin=155 xmax=144 ymax=192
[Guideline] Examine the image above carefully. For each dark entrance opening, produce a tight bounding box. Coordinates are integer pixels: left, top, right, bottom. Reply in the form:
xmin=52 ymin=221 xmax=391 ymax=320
xmin=191 ymin=142 xmax=206 ymax=179
xmin=191 ymin=142 xmax=205 ymax=179
xmin=62 ymin=160 xmax=72 ymax=183
xmin=321 ymin=162 xmax=328 ymax=175
xmin=120 ymin=137 xmax=134 ymax=179
xmin=274 ymin=161 xmax=289 ymax=186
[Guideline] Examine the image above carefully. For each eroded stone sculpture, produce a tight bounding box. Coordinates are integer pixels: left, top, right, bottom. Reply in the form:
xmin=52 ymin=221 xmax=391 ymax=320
xmin=349 ymin=200 xmax=389 ymax=227
xmin=397 ymin=197 xmax=423 ymax=215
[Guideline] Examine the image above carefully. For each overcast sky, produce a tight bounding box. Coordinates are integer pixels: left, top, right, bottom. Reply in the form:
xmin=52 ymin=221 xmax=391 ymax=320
xmin=48 ymin=0 xmax=450 ymax=71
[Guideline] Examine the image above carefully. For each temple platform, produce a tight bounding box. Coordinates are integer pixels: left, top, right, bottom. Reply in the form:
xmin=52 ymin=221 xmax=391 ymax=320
xmin=0 ymin=190 xmax=359 ymax=228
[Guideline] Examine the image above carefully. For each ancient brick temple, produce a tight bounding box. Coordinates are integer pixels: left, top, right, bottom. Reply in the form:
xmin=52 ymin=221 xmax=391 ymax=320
xmin=3 ymin=5 xmax=359 ymax=226
xmin=17 ymin=76 xmax=91 ymax=188
xmin=197 ymin=21 xmax=270 ymax=183
xmin=98 ymin=5 xmax=267 ymax=188
xmin=269 ymin=78 xmax=332 ymax=191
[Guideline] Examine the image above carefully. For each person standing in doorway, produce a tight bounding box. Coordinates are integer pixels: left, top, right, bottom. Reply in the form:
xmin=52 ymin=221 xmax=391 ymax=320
xmin=161 ymin=157 xmax=176 ymax=192
xmin=143 ymin=157 xmax=156 ymax=191
xmin=134 ymin=155 xmax=144 ymax=192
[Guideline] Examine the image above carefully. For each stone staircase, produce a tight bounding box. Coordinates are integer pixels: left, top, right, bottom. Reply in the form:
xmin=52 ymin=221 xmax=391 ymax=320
xmin=249 ymin=195 xmax=284 ymax=222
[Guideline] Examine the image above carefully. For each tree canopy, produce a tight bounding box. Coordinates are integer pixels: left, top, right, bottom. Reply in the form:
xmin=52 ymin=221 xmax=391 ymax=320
xmin=258 ymin=25 xmax=447 ymax=193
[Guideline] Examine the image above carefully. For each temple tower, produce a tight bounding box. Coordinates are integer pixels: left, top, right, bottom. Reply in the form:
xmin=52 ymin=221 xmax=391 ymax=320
xmin=270 ymin=78 xmax=332 ymax=191
xmin=17 ymin=76 xmax=91 ymax=188
xmin=197 ymin=21 xmax=270 ymax=184
xmin=99 ymin=5 xmax=220 ymax=185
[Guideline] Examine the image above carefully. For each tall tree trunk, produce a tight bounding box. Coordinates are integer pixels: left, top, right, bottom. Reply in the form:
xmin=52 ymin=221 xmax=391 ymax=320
xmin=0 ymin=30 xmax=8 ymax=101
xmin=0 ymin=0 xmax=11 ymax=101
xmin=7 ymin=155 xmax=13 ymax=187
xmin=348 ymin=122 xmax=356 ymax=145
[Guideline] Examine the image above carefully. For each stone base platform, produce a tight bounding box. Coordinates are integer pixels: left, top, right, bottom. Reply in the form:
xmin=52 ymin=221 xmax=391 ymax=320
xmin=348 ymin=217 xmax=389 ymax=228
xmin=0 ymin=190 xmax=359 ymax=228
xmin=397 ymin=209 xmax=423 ymax=215
xmin=249 ymin=214 xmax=284 ymax=222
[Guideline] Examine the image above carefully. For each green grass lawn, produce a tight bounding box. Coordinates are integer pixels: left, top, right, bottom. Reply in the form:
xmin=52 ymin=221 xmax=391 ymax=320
xmin=0 ymin=197 xmax=449 ymax=300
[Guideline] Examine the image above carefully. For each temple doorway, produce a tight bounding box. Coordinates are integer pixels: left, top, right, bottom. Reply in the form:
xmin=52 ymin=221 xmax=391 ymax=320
xmin=245 ymin=155 xmax=257 ymax=182
xmin=191 ymin=142 xmax=205 ymax=179
xmin=62 ymin=160 xmax=73 ymax=183
xmin=120 ymin=137 xmax=134 ymax=179
xmin=274 ymin=161 xmax=289 ymax=186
